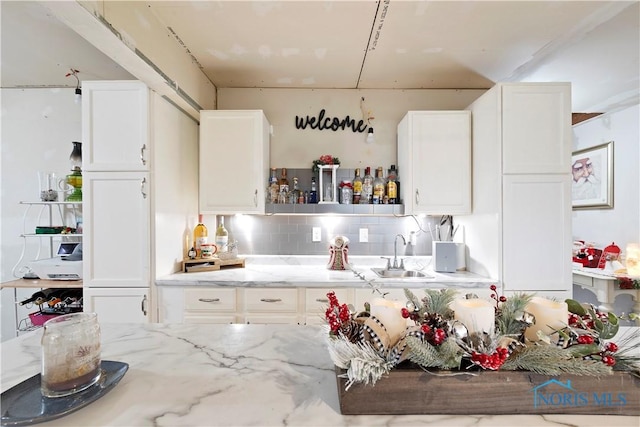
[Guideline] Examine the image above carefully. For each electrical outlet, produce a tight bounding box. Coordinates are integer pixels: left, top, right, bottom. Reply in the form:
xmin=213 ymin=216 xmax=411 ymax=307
xmin=359 ymin=228 xmax=368 ymax=243
xmin=312 ymin=227 xmax=321 ymax=242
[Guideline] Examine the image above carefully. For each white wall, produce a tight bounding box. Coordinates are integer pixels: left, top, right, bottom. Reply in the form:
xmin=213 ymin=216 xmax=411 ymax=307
xmin=571 ymin=104 xmax=640 ymax=252
xmin=1 ymin=88 xmax=82 ymax=341
xmin=218 ymin=88 xmax=485 ymax=170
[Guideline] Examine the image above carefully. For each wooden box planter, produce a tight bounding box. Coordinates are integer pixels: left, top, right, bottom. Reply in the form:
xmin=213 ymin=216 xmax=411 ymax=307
xmin=336 ymin=367 xmax=640 ymax=416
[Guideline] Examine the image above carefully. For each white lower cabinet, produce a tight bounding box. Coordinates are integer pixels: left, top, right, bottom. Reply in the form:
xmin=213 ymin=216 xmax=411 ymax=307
xmin=183 ymin=288 xmax=238 ymax=324
xmin=83 ymin=287 xmax=149 ymax=323
xmin=242 ymin=288 xmax=299 ymax=324
xmin=157 ymin=285 xmax=496 ymax=325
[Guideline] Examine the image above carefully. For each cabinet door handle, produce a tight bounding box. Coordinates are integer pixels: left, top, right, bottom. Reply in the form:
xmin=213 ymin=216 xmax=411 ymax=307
xmin=254 ymin=189 xmax=258 ymax=207
xmin=415 ymin=189 xmax=420 ymax=205
xmin=140 ymin=144 xmax=147 ymax=165
xmin=315 ymin=298 xmax=329 ymax=303
xmin=198 ymin=298 xmax=220 ymax=303
xmin=141 ymin=295 xmax=147 ymax=316
xmin=260 ymin=298 xmax=282 ymax=303
xmin=141 ymin=177 xmax=147 ymax=199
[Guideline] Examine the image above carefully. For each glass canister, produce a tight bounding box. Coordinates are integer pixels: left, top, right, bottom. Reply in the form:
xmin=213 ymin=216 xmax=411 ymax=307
xmin=340 ymin=181 xmax=353 ymax=204
xmin=41 ymin=312 xmax=101 ymax=398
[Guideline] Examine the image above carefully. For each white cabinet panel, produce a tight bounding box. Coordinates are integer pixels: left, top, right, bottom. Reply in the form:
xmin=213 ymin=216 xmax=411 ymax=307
xmin=82 ymin=81 xmax=150 ymax=172
xmin=83 ymin=172 xmax=150 ymax=288
xmin=398 ymin=111 xmax=471 ymax=215
xmin=242 ymin=288 xmax=298 ymax=313
xmin=502 ymin=84 xmax=571 ymax=175
xmin=502 ymin=174 xmax=572 ymax=292
xmin=184 ymin=288 xmax=236 ymax=312
xmin=199 ymin=110 xmax=270 ymax=214
xmin=83 ymin=287 xmax=149 ymax=323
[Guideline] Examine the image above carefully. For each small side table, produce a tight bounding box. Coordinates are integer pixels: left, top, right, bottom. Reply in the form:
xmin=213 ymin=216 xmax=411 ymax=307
xmin=572 ymin=268 xmax=640 ymax=324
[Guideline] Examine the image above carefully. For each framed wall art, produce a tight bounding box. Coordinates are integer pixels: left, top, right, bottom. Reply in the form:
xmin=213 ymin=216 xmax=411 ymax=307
xmin=571 ymin=141 xmax=614 ymax=210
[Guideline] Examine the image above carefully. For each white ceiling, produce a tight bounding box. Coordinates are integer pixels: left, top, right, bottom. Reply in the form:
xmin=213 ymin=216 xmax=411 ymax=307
xmin=1 ymin=1 xmax=639 ymax=113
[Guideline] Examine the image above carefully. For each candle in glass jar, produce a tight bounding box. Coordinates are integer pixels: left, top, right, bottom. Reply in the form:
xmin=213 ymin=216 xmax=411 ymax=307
xmin=370 ymin=298 xmax=409 ymax=346
xmin=524 ymin=297 xmax=568 ymax=341
xmin=452 ymin=298 xmax=495 ymax=335
xmin=626 ymin=243 xmax=640 ymax=277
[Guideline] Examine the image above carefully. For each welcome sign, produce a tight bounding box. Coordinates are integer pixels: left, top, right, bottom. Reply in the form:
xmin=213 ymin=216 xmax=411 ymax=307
xmin=295 ymin=109 xmax=368 ymax=133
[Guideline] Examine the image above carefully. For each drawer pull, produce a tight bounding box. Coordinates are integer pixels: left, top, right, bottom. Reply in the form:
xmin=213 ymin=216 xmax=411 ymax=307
xmin=315 ymin=298 xmax=329 ymax=303
xmin=198 ymin=298 xmax=220 ymax=303
xmin=260 ymin=298 xmax=282 ymax=303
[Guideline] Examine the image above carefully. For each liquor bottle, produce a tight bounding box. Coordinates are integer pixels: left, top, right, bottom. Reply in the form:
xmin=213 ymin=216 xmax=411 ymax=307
xmin=373 ymin=167 xmax=385 ymax=204
xmin=361 ymin=167 xmax=373 ymax=204
xmin=278 ymin=168 xmax=290 ymax=204
xmin=268 ymin=167 xmax=279 ymax=204
xmin=352 ymin=168 xmax=363 ymax=204
xmin=215 ymin=216 xmax=229 ymax=252
xmin=386 ymin=165 xmax=398 ymax=204
xmin=19 ymin=288 xmax=57 ymax=305
xmin=290 ymin=177 xmax=300 ymax=204
xmin=309 ymin=177 xmax=318 ymax=204
xmin=193 ymin=214 xmax=208 ymax=258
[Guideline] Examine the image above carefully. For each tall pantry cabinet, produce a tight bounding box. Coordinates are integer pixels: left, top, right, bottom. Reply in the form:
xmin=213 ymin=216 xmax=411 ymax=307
xmin=82 ymin=81 xmax=199 ymax=322
xmin=455 ymin=83 xmax=572 ymax=299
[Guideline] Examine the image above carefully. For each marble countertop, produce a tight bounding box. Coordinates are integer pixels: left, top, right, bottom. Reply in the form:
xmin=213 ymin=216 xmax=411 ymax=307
xmin=156 ymin=255 xmax=496 ymax=290
xmin=2 ymin=323 xmax=638 ymax=426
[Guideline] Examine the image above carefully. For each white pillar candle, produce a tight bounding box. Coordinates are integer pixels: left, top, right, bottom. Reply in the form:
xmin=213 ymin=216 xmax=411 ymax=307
xmin=452 ymin=298 xmax=495 ymax=335
xmin=370 ymin=298 xmax=408 ymax=346
xmin=524 ymin=297 xmax=568 ymax=341
xmin=626 ymin=243 xmax=640 ymax=277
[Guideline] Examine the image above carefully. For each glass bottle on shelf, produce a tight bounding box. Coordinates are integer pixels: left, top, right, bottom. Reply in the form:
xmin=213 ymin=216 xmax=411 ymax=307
xmin=215 ymin=216 xmax=229 ymax=253
xmin=352 ymin=168 xmax=363 ymax=204
xmin=361 ymin=167 xmax=373 ymax=204
xmin=289 ymin=177 xmax=300 ymax=204
xmin=386 ymin=165 xmax=398 ymax=204
xmin=193 ymin=214 xmax=208 ymax=258
xmin=373 ymin=167 xmax=385 ymax=204
xmin=268 ymin=167 xmax=279 ymax=204
xmin=309 ymin=177 xmax=318 ymax=204
xmin=278 ymin=168 xmax=289 ymax=204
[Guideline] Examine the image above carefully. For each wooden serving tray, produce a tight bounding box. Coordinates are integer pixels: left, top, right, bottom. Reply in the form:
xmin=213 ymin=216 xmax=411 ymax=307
xmin=335 ymin=366 xmax=640 ymax=415
xmin=182 ymin=257 xmax=245 ymax=273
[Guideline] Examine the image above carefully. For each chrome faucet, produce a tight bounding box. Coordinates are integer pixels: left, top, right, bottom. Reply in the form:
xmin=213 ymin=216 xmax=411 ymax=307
xmin=392 ymin=234 xmax=406 ymax=270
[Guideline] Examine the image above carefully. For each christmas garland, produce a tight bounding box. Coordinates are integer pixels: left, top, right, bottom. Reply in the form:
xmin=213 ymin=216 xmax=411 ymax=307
xmin=324 ymin=285 xmax=640 ymax=390
xmin=312 ymin=155 xmax=340 ymax=173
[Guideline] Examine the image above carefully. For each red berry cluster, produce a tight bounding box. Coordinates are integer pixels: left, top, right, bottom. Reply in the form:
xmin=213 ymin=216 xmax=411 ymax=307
xmin=401 ymin=307 xmax=417 ymax=321
xmin=489 ymin=284 xmax=507 ymax=308
xmin=569 ymin=307 xmax=618 ymax=366
xmin=401 ymin=308 xmax=447 ymax=346
xmin=420 ymin=324 xmax=447 ymax=345
xmin=470 ymin=347 xmax=509 ymax=370
xmin=325 ymin=291 xmax=350 ymax=333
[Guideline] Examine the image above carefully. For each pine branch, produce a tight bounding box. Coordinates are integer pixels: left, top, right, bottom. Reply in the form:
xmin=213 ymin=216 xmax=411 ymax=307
xmin=406 ymin=336 xmax=462 ymax=370
xmin=502 ymin=345 xmax=612 ymax=376
xmin=326 ymin=334 xmax=393 ymax=389
xmin=496 ymin=292 xmax=532 ymax=336
xmin=422 ymin=288 xmax=457 ymax=317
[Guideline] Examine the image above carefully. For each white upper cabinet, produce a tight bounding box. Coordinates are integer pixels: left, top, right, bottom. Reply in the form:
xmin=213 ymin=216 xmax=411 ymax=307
xmin=501 ymin=84 xmax=572 ymax=174
xmin=199 ymin=110 xmax=270 ymax=214
xmin=82 ymin=81 xmax=150 ymax=172
xmin=398 ymin=111 xmax=471 ymax=215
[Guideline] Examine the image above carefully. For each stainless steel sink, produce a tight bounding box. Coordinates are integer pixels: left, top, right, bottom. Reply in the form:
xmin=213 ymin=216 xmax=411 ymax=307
xmin=371 ymin=268 xmax=431 ymax=279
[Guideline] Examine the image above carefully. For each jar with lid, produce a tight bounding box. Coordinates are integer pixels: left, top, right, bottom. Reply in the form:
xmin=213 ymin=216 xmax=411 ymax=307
xmin=340 ymin=180 xmax=353 ymax=204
